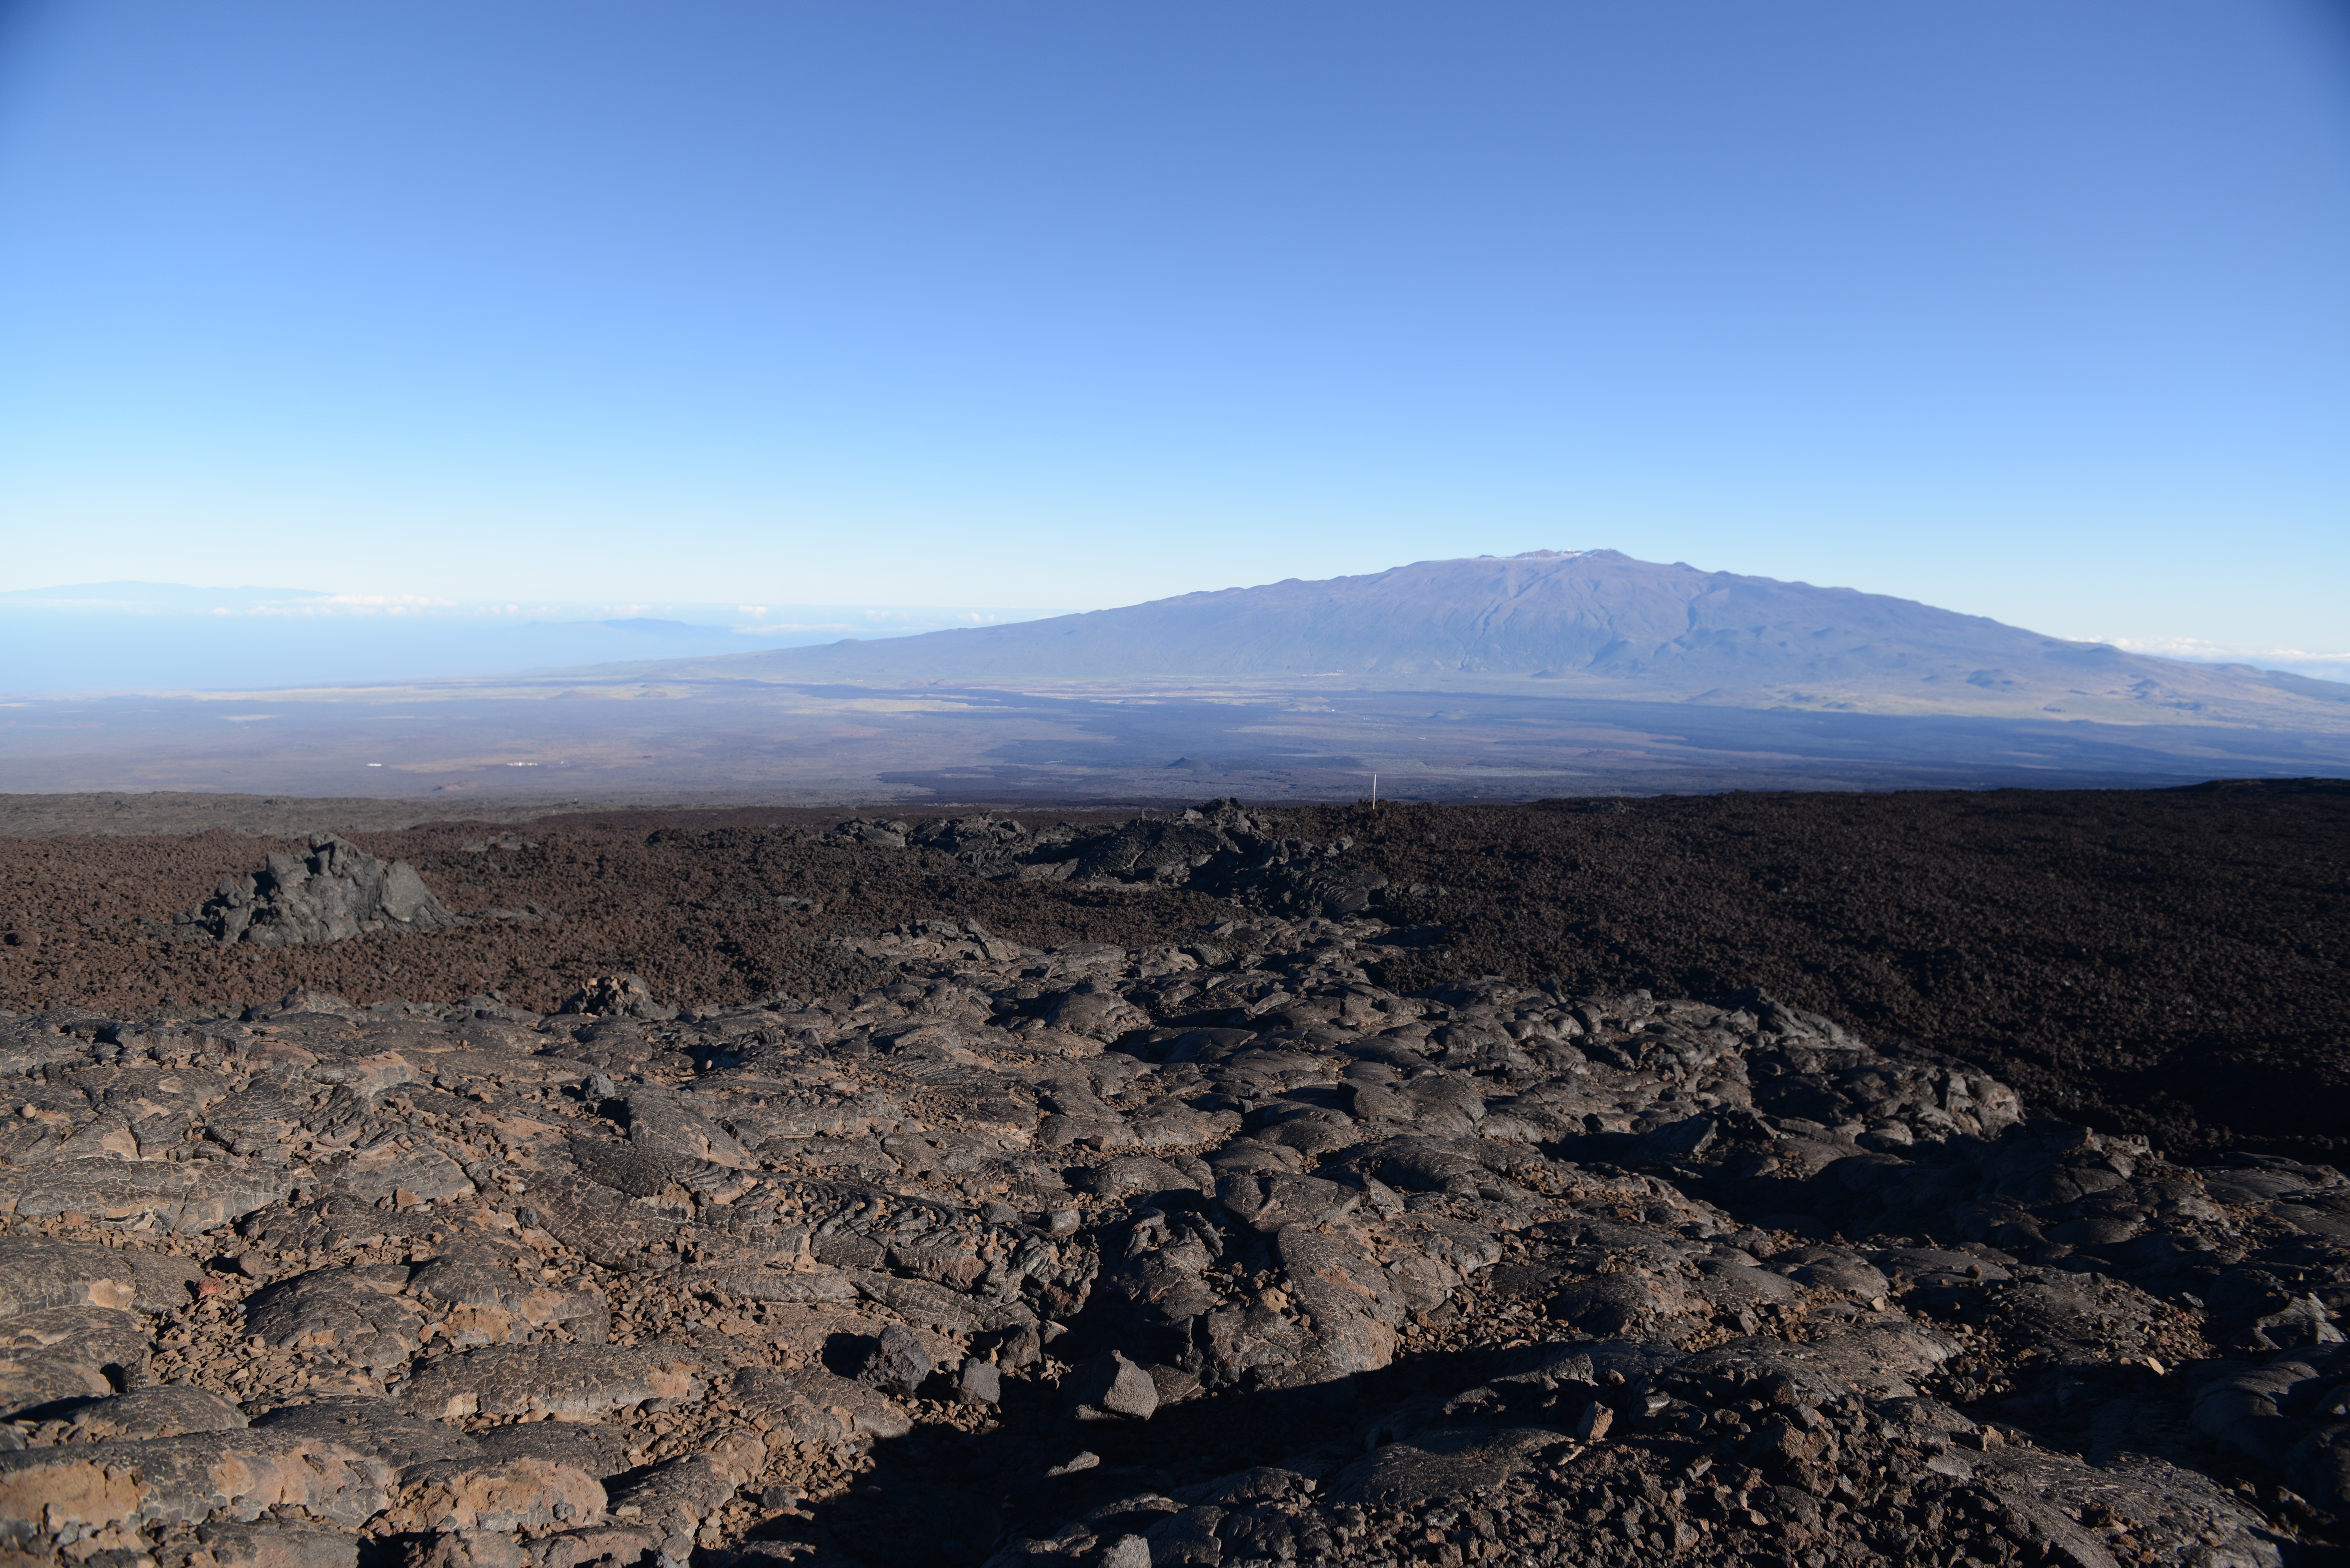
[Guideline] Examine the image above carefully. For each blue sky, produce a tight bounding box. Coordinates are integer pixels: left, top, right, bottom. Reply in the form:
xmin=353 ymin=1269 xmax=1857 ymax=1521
xmin=2 ymin=1 xmax=2345 ymax=670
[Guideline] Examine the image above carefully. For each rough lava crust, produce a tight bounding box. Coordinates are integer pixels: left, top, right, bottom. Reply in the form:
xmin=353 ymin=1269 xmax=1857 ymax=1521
xmin=0 ymin=803 xmax=2343 ymax=1568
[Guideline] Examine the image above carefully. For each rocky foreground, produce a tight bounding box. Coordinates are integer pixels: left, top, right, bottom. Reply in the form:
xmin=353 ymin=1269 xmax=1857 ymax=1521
xmin=1 ymin=810 xmax=2346 ymax=1568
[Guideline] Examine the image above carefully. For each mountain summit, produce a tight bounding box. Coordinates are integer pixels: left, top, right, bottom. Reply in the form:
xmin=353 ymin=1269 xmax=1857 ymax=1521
xmin=657 ymin=550 xmax=2347 ymax=729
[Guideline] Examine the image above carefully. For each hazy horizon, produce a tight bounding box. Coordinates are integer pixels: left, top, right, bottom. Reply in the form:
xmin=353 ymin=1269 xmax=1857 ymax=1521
xmin=9 ymin=551 xmax=2346 ymax=804
xmin=0 ymin=581 xmax=1069 ymax=694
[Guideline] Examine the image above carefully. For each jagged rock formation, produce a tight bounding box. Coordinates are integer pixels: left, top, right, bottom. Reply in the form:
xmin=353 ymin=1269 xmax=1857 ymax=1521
xmin=172 ymin=833 xmax=464 ymax=946
xmin=0 ymin=819 xmax=2344 ymax=1567
xmin=834 ymin=801 xmax=1390 ymax=920
xmin=561 ymin=975 xmax=679 ymax=1023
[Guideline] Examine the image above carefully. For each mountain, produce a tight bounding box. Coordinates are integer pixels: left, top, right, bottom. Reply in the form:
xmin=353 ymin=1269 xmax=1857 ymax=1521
xmin=643 ymin=550 xmax=2350 ymax=731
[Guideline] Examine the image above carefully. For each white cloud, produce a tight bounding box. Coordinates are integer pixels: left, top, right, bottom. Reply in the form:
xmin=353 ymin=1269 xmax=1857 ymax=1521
xmin=2082 ymin=634 xmax=2350 ymax=683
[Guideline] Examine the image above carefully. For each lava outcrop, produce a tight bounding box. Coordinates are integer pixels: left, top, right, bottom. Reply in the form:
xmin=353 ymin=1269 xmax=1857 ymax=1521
xmin=831 ymin=801 xmax=1390 ymax=920
xmin=171 ymin=833 xmax=464 ymax=947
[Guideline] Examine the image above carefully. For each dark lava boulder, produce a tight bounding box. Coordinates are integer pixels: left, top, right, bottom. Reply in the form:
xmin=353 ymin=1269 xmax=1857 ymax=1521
xmin=174 ymin=833 xmax=463 ymax=946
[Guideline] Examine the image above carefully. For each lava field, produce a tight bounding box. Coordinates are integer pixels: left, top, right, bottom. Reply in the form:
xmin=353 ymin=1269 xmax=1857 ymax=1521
xmin=0 ymin=786 xmax=2344 ymax=1568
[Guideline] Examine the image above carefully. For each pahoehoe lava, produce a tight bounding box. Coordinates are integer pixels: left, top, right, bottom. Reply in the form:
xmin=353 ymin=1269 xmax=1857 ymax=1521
xmin=0 ymin=787 xmax=2343 ymax=1567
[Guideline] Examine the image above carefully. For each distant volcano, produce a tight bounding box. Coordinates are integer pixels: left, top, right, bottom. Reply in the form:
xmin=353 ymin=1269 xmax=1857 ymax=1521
xmin=649 ymin=550 xmax=2350 ymax=730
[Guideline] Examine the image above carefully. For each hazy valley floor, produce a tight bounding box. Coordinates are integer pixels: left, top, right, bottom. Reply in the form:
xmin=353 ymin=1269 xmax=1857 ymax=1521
xmin=8 ymin=678 xmax=2349 ymax=805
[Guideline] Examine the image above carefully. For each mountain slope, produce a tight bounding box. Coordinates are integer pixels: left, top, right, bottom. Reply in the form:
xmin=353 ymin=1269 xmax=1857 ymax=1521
xmin=643 ymin=550 xmax=2349 ymax=730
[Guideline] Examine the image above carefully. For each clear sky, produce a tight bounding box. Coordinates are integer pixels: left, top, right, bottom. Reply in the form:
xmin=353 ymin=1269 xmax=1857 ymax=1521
xmin=2 ymin=1 xmax=2345 ymax=668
